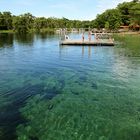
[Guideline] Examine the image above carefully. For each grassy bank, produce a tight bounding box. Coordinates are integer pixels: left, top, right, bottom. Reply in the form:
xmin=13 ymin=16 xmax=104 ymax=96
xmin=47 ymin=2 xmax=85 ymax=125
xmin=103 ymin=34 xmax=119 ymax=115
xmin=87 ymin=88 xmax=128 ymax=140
xmin=0 ymin=30 xmax=14 ymax=33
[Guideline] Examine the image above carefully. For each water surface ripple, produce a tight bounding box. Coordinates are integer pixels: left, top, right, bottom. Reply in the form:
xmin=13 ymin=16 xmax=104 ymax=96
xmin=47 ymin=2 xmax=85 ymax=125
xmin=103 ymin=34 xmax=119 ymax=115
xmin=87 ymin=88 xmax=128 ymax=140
xmin=0 ymin=33 xmax=140 ymax=140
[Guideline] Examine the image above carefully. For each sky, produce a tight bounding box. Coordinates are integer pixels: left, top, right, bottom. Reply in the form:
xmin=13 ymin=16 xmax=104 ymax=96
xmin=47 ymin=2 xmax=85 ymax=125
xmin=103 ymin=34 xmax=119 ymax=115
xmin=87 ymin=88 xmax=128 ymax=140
xmin=0 ymin=0 xmax=132 ymax=20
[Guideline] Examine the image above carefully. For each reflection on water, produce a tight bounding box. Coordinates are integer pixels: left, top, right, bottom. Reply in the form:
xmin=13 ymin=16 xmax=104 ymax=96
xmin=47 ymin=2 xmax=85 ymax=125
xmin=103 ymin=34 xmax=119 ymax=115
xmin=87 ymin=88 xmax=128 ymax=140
xmin=14 ymin=33 xmax=34 ymax=46
xmin=35 ymin=32 xmax=55 ymax=42
xmin=59 ymin=45 xmax=92 ymax=58
xmin=0 ymin=33 xmax=140 ymax=140
xmin=0 ymin=33 xmax=14 ymax=48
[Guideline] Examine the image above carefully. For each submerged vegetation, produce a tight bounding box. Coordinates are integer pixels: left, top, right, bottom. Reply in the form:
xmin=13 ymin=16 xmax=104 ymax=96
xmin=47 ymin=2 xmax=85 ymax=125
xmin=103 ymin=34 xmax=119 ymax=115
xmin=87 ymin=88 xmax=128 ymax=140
xmin=114 ymin=34 xmax=140 ymax=56
xmin=16 ymin=70 xmax=140 ymax=140
xmin=0 ymin=0 xmax=140 ymax=33
xmin=0 ymin=66 xmax=134 ymax=140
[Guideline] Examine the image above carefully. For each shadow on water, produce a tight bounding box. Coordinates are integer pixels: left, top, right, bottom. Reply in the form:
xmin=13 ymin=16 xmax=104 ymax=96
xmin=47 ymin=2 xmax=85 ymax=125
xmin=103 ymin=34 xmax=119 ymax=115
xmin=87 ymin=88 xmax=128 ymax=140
xmin=59 ymin=45 xmax=93 ymax=58
xmin=0 ymin=84 xmax=45 ymax=140
xmin=0 ymin=81 xmax=63 ymax=140
xmin=35 ymin=32 xmax=55 ymax=41
xmin=0 ymin=33 xmax=35 ymax=48
xmin=0 ymin=33 xmax=14 ymax=48
xmin=14 ymin=32 xmax=57 ymax=46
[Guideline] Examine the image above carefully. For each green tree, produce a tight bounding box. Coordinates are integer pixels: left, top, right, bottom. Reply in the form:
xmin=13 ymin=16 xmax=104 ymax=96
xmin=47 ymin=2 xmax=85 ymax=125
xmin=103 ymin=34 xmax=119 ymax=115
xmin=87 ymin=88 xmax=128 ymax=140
xmin=13 ymin=13 xmax=34 ymax=33
xmin=95 ymin=9 xmax=121 ymax=30
xmin=95 ymin=13 xmax=106 ymax=29
xmin=34 ymin=17 xmax=48 ymax=31
xmin=105 ymin=9 xmax=122 ymax=29
xmin=90 ymin=20 xmax=97 ymax=28
xmin=129 ymin=3 xmax=140 ymax=25
xmin=0 ymin=12 xmax=5 ymax=30
xmin=117 ymin=1 xmax=137 ymax=25
xmin=105 ymin=22 xmax=110 ymax=30
xmin=3 ymin=12 xmax=13 ymax=29
xmin=0 ymin=11 xmax=13 ymax=30
xmin=24 ymin=13 xmax=34 ymax=29
xmin=13 ymin=16 xmax=28 ymax=33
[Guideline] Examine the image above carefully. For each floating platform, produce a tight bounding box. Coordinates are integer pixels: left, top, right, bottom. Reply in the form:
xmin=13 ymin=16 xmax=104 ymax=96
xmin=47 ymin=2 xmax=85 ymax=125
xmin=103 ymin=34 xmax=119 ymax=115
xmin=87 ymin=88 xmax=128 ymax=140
xmin=59 ymin=39 xmax=114 ymax=46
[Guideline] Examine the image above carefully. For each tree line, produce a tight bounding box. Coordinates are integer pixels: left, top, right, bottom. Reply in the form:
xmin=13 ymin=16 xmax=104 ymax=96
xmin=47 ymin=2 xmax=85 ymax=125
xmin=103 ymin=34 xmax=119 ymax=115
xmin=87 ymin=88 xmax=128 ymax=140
xmin=0 ymin=0 xmax=140 ymax=33
xmin=94 ymin=0 xmax=140 ymax=30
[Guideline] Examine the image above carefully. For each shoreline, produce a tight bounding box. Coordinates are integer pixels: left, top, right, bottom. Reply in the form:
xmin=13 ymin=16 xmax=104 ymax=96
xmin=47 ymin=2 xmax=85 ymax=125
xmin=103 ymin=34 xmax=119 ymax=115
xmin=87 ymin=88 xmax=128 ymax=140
xmin=116 ymin=31 xmax=140 ymax=35
xmin=0 ymin=30 xmax=14 ymax=33
xmin=0 ymin=30 xmax=140 ymax=35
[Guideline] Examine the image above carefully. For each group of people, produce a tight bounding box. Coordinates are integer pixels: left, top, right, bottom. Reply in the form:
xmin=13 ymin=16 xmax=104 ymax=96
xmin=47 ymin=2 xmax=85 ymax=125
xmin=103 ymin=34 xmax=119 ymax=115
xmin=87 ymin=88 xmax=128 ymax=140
xmin=82 ymin=31 xmax=92 ymax=42
xmin=64 ymin=32 xmax=114 ymax=43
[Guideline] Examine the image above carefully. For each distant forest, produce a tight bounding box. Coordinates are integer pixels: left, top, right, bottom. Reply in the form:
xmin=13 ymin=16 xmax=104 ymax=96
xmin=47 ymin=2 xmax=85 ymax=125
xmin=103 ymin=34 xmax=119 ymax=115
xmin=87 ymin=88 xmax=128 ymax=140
xmin=0 ymin=0 xmax=140 ymax=33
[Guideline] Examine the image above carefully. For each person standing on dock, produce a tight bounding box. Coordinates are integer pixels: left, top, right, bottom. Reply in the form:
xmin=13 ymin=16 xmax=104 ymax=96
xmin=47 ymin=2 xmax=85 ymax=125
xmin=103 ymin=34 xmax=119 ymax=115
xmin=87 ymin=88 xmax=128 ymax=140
xmin=88 ymin=31 xmax=91 ymax=41
xmin=82 ymin=33 xmax=84 ymax=42
xmin=95 ymin=33 xmax=98 ymax=41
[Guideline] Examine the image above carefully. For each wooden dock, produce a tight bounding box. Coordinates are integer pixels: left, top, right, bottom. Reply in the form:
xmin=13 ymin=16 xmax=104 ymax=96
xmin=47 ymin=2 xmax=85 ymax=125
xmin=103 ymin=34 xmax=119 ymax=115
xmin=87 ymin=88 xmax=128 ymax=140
xmin=59 ymin=39 xmax=114 ymax=46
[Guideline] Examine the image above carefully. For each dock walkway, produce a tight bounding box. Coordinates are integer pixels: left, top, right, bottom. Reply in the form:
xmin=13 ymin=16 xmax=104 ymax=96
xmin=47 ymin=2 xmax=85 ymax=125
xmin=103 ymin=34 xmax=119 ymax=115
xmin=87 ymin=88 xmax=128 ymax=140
xmin=60 ymin=39 xmax=114 ymax=46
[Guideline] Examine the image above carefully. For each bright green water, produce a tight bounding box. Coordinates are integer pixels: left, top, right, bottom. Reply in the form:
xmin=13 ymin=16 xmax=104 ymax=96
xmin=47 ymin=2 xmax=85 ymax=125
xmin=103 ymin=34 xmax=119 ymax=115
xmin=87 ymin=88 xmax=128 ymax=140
xmin=0 ymin=33 xmax=140 ymax=140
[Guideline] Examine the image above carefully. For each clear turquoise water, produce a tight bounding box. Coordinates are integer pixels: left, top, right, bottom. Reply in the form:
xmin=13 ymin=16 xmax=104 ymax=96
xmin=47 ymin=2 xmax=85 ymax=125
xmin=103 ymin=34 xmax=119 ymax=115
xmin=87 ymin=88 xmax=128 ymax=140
xmin=0 ymin=33 xmax=140 ymax=140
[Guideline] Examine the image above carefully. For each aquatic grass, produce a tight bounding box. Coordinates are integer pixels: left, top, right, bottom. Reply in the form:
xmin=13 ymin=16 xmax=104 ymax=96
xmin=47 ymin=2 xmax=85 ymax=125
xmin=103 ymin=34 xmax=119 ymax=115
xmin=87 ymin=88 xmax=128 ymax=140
xmin=114 ymin=34 xmax=140 ymax=57
xmin=17 ymin=94 xmax=140 ymax=140
xmin=16 ymin=75 xmax=140 ymax=140
xmin=17 ymin=94 xmax=112 ymax=140
xmin=15 ymin=68 xmax=140 ymax=140
xmin=1 ymin=65 xmax=140 ymax=140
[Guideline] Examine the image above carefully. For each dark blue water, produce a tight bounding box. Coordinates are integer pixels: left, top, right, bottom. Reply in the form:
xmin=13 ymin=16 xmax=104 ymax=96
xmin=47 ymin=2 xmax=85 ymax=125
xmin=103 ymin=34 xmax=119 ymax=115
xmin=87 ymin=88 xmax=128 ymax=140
xmin=0 ymin=33 xmax=140 ymax=140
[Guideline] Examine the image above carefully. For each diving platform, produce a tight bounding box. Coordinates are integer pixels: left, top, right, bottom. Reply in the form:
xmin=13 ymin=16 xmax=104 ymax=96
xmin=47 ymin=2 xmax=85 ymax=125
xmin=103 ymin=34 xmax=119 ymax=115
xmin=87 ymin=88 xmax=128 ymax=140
xmin=59 ymin=39 xmax=114 ymax=46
